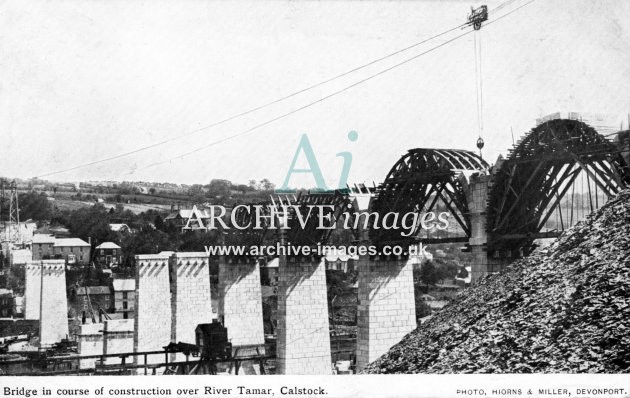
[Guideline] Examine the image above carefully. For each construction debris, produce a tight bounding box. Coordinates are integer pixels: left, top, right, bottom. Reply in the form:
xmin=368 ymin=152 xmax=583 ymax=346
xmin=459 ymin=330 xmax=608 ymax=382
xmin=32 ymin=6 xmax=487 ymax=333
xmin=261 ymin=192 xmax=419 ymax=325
xmin=365 ymin=190 xmax=630 ymax=373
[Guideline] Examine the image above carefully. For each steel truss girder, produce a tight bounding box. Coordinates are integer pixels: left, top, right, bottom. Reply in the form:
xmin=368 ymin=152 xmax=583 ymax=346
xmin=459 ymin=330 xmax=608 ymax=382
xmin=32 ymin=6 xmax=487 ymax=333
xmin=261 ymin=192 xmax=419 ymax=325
xmin=370 ymin=148 xmax=488 ymax=245
xmin=487 ymin=118 xmax=630 ymax=254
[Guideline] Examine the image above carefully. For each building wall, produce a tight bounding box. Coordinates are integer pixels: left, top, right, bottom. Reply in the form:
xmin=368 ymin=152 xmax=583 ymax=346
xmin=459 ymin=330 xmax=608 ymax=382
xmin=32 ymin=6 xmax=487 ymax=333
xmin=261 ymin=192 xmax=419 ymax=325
xmin=39 ymin=260 xmax=69 ymax=346
xmin=76 ymin=293 xmax=112 ymax=313
xmin=276 ymin=256 xmax=331 ymax=375
xmin=54 ymin=246 xmax=90 ymax=264
xmin=218 ymin=257 xmax=264 ymax=348
xmin=96 ymin=248 xmax=121 ymax=266
xmin=24 ymin=262 xmax=41 ymax=320
xmin=114 ymin=291 xmax=135 ymax=319
xmin=32 ymin=243 xmax=54 ymax=261
xmin=169 ymin=252 xmax=213 ymax=361
xmin=134 ymin=254 xmax=171 ymax=369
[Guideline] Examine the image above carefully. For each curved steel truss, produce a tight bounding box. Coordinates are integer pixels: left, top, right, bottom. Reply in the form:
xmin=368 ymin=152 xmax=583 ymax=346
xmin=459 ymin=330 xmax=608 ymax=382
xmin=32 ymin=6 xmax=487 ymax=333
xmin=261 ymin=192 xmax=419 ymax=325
xmin=370 ymin=148 xmax=489 ymax=245
xmin=486 ymin=118 xmax=630 ymax=254
xmin=225 ymin=190 xmax=354 ymax=249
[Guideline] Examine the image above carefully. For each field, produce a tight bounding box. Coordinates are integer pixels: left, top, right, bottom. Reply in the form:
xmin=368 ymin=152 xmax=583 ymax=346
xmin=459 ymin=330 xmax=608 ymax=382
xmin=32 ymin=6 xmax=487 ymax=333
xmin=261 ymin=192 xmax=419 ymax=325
xmin=50 ymin=197 xmax=172 ymax=214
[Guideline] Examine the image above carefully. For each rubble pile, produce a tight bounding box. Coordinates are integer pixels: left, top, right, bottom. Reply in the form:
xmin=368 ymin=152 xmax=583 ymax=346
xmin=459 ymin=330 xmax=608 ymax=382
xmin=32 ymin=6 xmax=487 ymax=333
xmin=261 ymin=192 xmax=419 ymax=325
xmin=365 ymin=190 xmax=630 ymax=373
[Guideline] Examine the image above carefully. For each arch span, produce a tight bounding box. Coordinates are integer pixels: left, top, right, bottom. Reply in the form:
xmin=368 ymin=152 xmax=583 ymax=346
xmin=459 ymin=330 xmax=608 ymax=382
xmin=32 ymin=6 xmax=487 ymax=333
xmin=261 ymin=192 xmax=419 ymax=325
xmin=486 ymin=118 xmax=630 ymax=255
xmin=370 ymin=148 xmax=489 ymax=245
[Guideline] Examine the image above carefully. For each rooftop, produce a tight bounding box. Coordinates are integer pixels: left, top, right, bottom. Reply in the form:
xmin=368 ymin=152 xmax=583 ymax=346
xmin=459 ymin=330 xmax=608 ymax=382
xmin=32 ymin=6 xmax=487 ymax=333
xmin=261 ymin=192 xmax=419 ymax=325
xmin=112 ymin=279 xmax=135 ymax=291
xmin=109 ymin=223 xmax=130 ymax=232
xmin=54 ymin=238 xmax=90 ymax=247
xmin=164 ymin=206 xmax=211 ymax=220
xmin=76 ymin=286 xmax=110 ymax=295
xmin=96 ymin=242 xmax=121 ymax=250
xmin=32 ymin=234 xmax=56 ymax=244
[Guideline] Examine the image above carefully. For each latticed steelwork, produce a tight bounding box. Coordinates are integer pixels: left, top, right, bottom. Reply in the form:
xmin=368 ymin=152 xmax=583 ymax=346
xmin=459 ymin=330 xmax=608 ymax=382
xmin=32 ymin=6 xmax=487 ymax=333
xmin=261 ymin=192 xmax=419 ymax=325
xmin=370 ymin=148 xmax=489 ymax=246
xmin=486 ymin=118 xmax=630 ymax=255
xmin=226 ymin=190 xmax=354 ymax=248
xmin=279 ymin=190 xmax=355 ymax=247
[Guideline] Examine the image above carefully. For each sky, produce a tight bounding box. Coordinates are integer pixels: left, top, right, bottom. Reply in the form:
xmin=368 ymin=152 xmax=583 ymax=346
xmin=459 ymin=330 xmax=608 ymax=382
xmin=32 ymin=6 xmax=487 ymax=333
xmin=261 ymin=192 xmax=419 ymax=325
xmin=1 ymin=0 xmax=629 ymax=188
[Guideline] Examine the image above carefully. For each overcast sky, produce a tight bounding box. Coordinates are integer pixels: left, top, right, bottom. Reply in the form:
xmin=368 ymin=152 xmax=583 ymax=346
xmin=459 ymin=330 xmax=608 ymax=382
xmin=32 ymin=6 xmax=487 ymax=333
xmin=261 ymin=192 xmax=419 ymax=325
xmin=1 ymin=0 xmax=629 ymax=187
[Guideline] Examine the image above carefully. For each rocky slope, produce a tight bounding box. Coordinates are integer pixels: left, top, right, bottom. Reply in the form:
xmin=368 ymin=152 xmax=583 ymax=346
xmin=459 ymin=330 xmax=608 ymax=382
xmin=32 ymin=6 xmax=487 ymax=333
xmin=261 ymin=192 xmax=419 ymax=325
xmin=365 ymin=190 xmax=630 ymax=373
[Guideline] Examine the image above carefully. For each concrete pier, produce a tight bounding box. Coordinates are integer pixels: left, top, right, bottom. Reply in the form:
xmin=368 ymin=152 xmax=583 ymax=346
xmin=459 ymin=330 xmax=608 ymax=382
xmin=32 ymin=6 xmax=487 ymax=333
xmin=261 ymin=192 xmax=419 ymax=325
xmin=218 ymin=257 xmax=265 ymax=348
xmin=39 ymin=260 xmax=69 ymax=346
xmin=276 ymin=256 xmax=331 ymax=375
xmin=356 ymin=255 xmax=416 ymax=372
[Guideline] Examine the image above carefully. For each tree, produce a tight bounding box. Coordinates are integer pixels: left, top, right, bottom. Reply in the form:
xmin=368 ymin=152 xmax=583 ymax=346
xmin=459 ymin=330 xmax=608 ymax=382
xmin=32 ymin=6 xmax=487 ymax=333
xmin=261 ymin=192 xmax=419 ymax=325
xmin=6 ymin=265 xmax=25 ymax=292
xmin=18 ymin=192 xmax=52 ymax=221
xmin=435 ymin=260 xmax=459 ymax=283
xmin=179 ymin=229 xmax=219 ymax=251
xmin=187 ymin=184 xmax=207 ymax=202
xmin=65 ymin=204 xmax=118 ymax=259
xmin=120 ymin=225 xmax=177 ymax=267
xmin=418 ymin=260 xmax=440 ymax=286
xmin=415 ymin=283 xmax=432 ymax=319
xmin=259 ymin=179 xmax=275 ymax=191
xmin=207 ymin=179 xmax=231 ymax=199
xmin=153 ymin=214 xmax=165 ymax=231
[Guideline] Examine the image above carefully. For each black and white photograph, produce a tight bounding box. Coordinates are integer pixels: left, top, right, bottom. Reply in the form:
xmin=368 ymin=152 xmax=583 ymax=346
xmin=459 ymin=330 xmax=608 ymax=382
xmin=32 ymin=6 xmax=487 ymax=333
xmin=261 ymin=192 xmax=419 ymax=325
xmin=0 ymin=0 xmax=629 ymax=396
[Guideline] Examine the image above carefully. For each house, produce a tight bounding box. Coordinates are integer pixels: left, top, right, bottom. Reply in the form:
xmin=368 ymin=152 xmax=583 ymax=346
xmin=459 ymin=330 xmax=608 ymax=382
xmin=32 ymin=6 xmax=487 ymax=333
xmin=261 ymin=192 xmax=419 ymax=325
xmin=95 ymin=242 xmax=121 ymax=267
xmin=109 ymin=223 xmax=131 ymax=234
xmin=112 ymin=279 xmax=135 ymax=320
xmin=0 ymin=289 xmax=14 ymax=318
xmin=53 ymin=238 xmax=91 ymax=265
xmin=49 ymin=226 xmax=71 ymax=237
xmin=32 ymin=234 xmax=57 ymax=260
xmin=74 ymin=286 xmax=112 ymax=314
xmin=164 ymin=205 xmax=211 ymax=229
xmin=324 ymin=254 xmax=357 ymax=273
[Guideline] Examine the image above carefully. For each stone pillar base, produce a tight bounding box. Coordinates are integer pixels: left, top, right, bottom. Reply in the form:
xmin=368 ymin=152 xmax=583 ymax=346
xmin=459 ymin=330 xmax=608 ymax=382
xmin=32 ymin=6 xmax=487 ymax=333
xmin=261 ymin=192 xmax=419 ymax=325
xmin=276 ymin=256 xmax=331 ymax=375
xmin=356 ymin=255 xmax=416 ymax=372
xmin=24 ymin=261 xmax=41 ymax=320
xmin=134 ymin=254 xmax=171 ymax=372
xmin=39 ymin=260 xmax=69 ymax=347
xmin=218 ymin=257 xmax=265 ymax=349
xmin=169 ymin=253 xmax=213 ymax=362
xmin=470 ymin=245 xmax=515 ymax=283
xmin=103 ymin=319 xmax=134 ymax=365
xmin=77 ymin=323 xmax=103 ymax=369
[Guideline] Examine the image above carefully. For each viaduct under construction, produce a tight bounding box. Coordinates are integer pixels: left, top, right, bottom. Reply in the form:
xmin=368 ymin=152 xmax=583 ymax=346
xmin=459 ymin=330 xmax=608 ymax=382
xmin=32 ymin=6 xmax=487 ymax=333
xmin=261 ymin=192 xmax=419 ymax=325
xmin=4 ymin=113 xmax=630 ymax=376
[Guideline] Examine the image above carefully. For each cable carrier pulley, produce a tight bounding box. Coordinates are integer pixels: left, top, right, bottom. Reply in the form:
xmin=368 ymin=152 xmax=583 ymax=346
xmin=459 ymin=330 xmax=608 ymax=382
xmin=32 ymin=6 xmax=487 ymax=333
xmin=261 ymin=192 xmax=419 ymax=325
xmin=467 ymin=5 xmax=489 ymax=158
xmin=467 ymin=5 xmax=489 ymax=30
